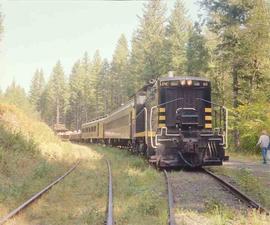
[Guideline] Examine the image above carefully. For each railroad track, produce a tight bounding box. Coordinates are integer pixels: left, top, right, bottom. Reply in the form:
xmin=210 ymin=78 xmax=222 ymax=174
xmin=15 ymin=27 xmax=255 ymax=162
xmin=164 ymin=168 xmax=269 ymax=225
xmin=0 ymin=159 xmax=115 ymax=225
xmin=105 ymin=159 xmax=114 ymax=225
xmin=164 ymin=170 xmax=176 ymax=225
xmin=202 ymin=168 xmax=269 ymax=215
xmin=0 ymin=160 xmax=81 ymax=225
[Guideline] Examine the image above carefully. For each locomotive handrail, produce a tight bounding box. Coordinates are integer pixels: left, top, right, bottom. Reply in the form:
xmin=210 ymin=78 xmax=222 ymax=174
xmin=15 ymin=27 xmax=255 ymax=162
xmin=150 ymin=106 xmax=158 ymax=149
xmin=144 ymin=108 xmax=148 ymax=146
xmin=196 ymin=98 xmax=228 ymax=149
xmin=196 ymin=98 xmax=224 ymax=108
xmin=149 ymin=98 xmax=184 ymax=149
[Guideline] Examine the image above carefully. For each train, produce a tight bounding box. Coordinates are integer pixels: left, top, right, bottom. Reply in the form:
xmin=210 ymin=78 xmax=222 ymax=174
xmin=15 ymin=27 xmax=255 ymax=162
xmin=69 ymin=75 xmax=228 ymax=168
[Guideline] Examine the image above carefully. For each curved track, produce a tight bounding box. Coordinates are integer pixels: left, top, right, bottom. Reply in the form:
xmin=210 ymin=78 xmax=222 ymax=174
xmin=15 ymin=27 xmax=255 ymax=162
xmin=0 ymin=160 xmax=81 ymax=225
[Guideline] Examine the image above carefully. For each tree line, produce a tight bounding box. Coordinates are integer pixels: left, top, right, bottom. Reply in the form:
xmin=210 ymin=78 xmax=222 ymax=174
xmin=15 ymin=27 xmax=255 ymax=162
xmin=1 ymin=0 xmax=270 ymax=151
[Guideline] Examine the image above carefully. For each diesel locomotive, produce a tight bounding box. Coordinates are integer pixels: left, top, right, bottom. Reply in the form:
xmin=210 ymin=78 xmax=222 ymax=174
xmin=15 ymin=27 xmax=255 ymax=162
xmin=70 ymin=76 xmax=228 ymax=168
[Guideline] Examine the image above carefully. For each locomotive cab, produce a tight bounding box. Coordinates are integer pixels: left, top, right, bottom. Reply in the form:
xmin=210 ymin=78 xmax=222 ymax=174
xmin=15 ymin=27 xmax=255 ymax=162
xmin=144 ymin=76 xmax=227 ymax=168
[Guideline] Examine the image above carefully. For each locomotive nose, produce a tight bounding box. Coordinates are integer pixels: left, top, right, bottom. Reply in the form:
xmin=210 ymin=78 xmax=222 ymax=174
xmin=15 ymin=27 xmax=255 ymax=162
xmin=182 ymin=138 xmax=198 ymax=153
xmin=176 ymin=108 xmax=199 ymax=128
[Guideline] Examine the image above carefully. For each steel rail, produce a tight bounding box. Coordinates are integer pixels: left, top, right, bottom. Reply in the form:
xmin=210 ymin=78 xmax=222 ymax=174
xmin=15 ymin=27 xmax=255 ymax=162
xmin=105 ymin=159 xmax=114 ymax=225
xmin=164 ymin=170 xmax=176 ymax=225
xmin=0 ymin=160 xmax=81 ymax=225
xmin=203 ymin=168 xmax=269 ymax=215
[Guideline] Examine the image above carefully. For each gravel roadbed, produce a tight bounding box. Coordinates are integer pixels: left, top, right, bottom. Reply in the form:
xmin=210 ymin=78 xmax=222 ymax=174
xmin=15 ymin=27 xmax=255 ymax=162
xmin=169 ymin=170 xmax=249 ymax=225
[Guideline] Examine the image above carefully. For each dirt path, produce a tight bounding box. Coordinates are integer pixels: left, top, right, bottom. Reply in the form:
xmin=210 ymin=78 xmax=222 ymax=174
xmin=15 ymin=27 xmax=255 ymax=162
xmin=223 ymin=159 xmax=270 ymax=186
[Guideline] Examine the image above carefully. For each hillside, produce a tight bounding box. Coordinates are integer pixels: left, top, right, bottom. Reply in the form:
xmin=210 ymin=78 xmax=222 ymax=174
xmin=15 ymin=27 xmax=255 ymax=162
xmin=0 ymin=103 xmax=168 ymax=225
xmin=0 ymin=103 xmax=76 ymax=215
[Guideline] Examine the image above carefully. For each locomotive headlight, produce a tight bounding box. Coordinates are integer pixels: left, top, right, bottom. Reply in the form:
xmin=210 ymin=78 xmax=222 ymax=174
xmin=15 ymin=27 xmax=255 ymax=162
xmin=187 ymin=80 xmax=192 ymax=86
xmin=180 ymin=80 xmax=186 ymax=86
xmin=203 ymin=82 xmax=209 ymax=86
xmin=194 ymin=81 xmax=200 ymax=86
xmin=170 ymin=80 xmax=179 ymax=86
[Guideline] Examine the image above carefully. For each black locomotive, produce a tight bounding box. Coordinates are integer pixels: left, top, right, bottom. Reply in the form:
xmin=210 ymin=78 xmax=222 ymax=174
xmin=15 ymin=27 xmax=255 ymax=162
xmin=70 ymin=76 xmax=228 ymax=168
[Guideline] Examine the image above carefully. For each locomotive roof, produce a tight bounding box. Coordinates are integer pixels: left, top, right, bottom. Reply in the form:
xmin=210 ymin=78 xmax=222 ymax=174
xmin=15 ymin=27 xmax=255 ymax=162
xmin=159 ymin=76 xmax=210 ymax=82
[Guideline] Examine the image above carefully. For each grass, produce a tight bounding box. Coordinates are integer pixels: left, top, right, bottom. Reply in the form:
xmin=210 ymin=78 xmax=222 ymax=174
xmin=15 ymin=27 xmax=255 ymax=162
xmin=11 ymin=145 xmax=108 ymax=225
xmin=209 ymin=166 xmax=270 ymax=210
xmin=175 ymin=198 xmax=269 ymax=225
xmin=6 ymin=144 xmax=168 ymax=225
xmin=0 ymin=103 xmax=168 ymax=224
xmin=86 ymin=144 xmax=168 ymax=225
xmin=0 ymin=104 xmax=78 ymax=218
xmin=226 ymin=149 xmax=261 ymax=162
xmin=4 ymin=102 xmax=268 ymax=224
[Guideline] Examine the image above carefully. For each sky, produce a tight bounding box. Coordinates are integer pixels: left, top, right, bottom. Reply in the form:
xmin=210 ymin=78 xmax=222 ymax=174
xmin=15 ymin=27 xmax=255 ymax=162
xmin=0 ymin=0 xmax=199 ymax=92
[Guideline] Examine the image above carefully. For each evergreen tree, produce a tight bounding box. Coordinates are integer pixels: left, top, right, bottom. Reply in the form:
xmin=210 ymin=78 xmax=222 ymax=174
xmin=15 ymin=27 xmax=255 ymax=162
xmin=130 ymin=0 xmax=167 ymax=86
xmin=91 ymin=50 xmax=103 ymax=117
xmin=165 ymin=0 xmax=190 ymax=75
xmin=29 ymin=69 xmax=45 ymax=112
xmin=99 ymin=59 xmax=111 ymax=114
xmin=40 ymin=83 xmax=53 ymax=124
xmin=4 ymin=81 xmax=33 ymax=113
xmin=46 ymin=61 xmax=68 ymax=125
xmin=205 ymin=29 xmax=231 ymax=105
xmin=111 ymin=34 xmax=129 ymax=108
xmin=201 ymin=0 xmax=270 ymax=147
xmin=239 ymin=0 xmax=270 ymax=102
xmin=67 ymin=60 xmax=85 ymax=130
xmin=81 ymin=52 xmax=93 ymax=122
xmin=186 ymin=22 xmax=209 ymax=76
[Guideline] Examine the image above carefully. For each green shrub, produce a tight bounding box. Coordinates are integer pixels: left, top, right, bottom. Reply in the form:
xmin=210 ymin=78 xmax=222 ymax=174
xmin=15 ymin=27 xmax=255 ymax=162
xmin=231 ymin=100 xmax=270 ymax=152
xmin=0 ymin=125 xmax=37 ymax=154
xmin=33 ymin=161 xmax=52 ymax=179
